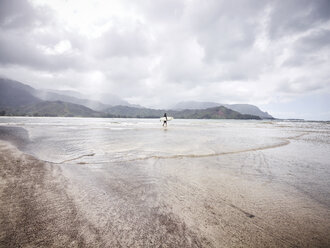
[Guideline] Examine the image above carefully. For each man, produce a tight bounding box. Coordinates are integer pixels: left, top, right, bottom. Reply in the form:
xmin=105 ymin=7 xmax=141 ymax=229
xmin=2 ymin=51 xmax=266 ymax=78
xmin=163 ymin=113 xmax=168 ymax=127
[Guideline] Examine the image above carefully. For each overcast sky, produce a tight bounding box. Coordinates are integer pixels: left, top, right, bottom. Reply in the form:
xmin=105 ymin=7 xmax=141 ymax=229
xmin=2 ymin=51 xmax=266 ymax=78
xmin=0 ymin=0 xmax=329 ymax=120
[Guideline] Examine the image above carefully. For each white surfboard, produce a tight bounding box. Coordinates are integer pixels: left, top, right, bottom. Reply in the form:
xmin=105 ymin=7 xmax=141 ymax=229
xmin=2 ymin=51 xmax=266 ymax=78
xmin=160 ymin=116 xmax=173 ymax=121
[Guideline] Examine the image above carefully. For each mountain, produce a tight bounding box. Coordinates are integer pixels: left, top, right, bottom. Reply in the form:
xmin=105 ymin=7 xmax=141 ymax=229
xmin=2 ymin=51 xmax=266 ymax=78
xmin=104 ymin=105 xmax=261 ymax=119
xmin=0 ymin=78 xmax=137 ymax=111
xmin=34 ymin=90 xmax=109 ymax=111
xmin=46 ymin=89 xmax=87 ymax=99
xmin=172 ymin=101 xmax=273 ymax=119
xmin=37 ymin=89 xmax=143 ymax=110
xmin=50 ymin=89 xmax=139 ymax=108
xmin=41 ymin=89 xmax=127 ymax=109
xmin=174 ymin=106 xmax=260 ymax=119
xmin=0 ymin=77 xmax=266 ymax=120
xmin=5 ymin=101 xmax=103 ymax=117
xmin=224 ymin=104 xmax=273 ymax=119
xmin=172 ymin=101 xmax=222 ymax=110
xmin=0 ymin=78 xmax=41 ymax=107
xmin=104 ymin=105 xmax=163 ymax=117
xmin=0 ymin=78 xmax=106 ymax=117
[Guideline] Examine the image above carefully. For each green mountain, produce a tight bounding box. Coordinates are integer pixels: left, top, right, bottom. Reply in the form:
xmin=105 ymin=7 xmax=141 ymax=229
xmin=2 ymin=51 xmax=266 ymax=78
xmin=4 ymin=101 xmax=104 ymax=117
xmin=0 ymin=78 xmax=141 ymax=112
xmin=0 ymin=78 xmax=106 ymax=117
xmin=0 ymin=77 xmax=262 ymax=119
xmin=174 ymin=106 xmax=260 ymax=119
xmin=172 ymin=101 xmax=273 ymax=119
xmin=223 ymin=104 xmax=273 ymax=119
xmin=104 ymin=105 xmax=164 ymax=118
xmin=104 ymin=105 xmax=261 ymax=119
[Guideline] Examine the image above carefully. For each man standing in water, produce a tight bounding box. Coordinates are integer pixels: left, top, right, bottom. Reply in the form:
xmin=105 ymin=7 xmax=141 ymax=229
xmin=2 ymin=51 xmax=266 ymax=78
xmin=163 ymin=113 xmax=168 ymax=127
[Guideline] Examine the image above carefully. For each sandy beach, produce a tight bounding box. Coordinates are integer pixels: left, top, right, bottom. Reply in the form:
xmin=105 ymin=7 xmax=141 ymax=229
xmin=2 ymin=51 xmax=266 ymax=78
xmin=0 ymin=122 xmax=329 ymax=247
xmin=1 ymin=0 xmax=330 ymax=246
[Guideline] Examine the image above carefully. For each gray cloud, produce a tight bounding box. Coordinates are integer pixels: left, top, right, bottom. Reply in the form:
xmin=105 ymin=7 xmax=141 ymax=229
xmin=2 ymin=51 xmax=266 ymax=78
xmin=283 ymin=28 xmax=330 ymax=67
xmin=134 ymin=0 xmax=185 ymax=23
xmin=0 ymin=0 xmax=36 ymax=28
xmin=94 ymin=24 xmax=153 ymax=58
xmin=0 ymin=0 xmax=329 ymax=119
xmin=0 ymin=0 xmax=86 ymax=72
xmin=0 ymin=0 xmax=51 ymax=29
xmin=268 ymin=0 xmax=330 ymax=39
xmin=187 ymin=0 xmax=268 ymax=62
xmin=276 ymin=77 xmax=327 ymax=94
xmin=0 ymin=31 xmax=85 ymax=71
xmin=296 ymin=29 xmax=330 ymax=52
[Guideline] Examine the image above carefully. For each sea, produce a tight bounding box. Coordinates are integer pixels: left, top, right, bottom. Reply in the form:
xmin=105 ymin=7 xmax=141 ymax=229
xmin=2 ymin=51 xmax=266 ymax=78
xmin=0 ymin=117 xmax=329 ymax=207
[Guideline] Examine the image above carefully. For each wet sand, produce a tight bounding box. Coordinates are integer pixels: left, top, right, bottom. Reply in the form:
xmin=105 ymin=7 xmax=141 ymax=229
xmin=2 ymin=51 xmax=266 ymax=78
xmin=0 ymin=127 xmax=330 ymax=247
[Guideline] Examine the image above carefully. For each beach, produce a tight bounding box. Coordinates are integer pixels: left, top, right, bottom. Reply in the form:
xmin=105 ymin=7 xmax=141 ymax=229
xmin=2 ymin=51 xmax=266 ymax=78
xmin=0 ymin=118 xmax=329 ymax=247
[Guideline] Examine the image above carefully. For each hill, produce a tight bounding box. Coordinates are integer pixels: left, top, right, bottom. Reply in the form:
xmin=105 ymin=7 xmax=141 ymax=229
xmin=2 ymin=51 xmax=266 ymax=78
xmin=0 ymin=78 xmax=41 ymax=107
xmin=174 ymin=106 xmax=261 ymax=119
xmin=4 ymin=101 xmax=103 ymax=117
xmin=172 ymin=101 xmax=222 ymax=110
xmin=104 ymin=105 xmax=261 ymax=119
xmin=104 ymin=105 xmax=163 ymax=118
xmin=34 ymin=90 xmax=109 ymax=111
xmin=45 ymin=89 xmax=141 ymax=109
xmin=172 ymin=101 xmax=273 ymax=119
xmin=224 ymin=104 xmax=273 ymax=119
xmin=0 ymin=77 xmax=266 ymax=119
xmin=0 ymin=78 xmax=105 ymax=117
xmin=0 ymin=78 xmax=135 ymax=112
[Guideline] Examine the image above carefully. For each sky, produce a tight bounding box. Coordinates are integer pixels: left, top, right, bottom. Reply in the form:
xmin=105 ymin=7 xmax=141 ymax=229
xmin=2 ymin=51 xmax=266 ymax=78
xmin=0 ymin=0 xmax=329 ymax=120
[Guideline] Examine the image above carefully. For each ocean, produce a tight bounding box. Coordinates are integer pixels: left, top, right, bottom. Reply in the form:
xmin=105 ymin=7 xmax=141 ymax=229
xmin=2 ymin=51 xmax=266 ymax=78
xmin=0 ymin=117 xmax=329 ymax=246
xmin=1 ymin=117 xmax=329 ymax=204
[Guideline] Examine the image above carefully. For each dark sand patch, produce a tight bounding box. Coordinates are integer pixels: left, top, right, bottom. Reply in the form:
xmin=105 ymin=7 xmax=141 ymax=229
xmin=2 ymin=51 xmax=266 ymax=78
xmin=0 ymin=126 xmax=30 ymax=149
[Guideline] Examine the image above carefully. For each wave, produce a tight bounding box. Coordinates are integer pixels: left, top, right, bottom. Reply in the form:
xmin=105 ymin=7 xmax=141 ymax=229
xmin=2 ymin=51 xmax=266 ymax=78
xmin=126 ymin=133 xmax=307 ymax=162
xmin=58 ymin=153 xmax=95 ymax=164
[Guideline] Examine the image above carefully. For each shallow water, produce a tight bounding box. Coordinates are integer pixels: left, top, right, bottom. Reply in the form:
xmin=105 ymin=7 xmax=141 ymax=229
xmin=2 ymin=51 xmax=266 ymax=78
xmin=1 ymin=117 xmax=328 ymax=164
xmin=1 ymin=117 xmax=329 ymax=202
xmin=0 ymin=117 xmax=329 ymax=246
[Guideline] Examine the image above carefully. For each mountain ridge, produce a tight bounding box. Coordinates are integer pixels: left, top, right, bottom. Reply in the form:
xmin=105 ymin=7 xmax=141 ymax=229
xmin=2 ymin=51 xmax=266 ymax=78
xmin=104 ymin=105 xmax=261 ymax=119
xmin=172 ymin=101 xmax=273 ymax=119
xmin=0 ymin=78 xmax=270 ymax=119
xmin=4 ymin=101 xmax=104 ymax=117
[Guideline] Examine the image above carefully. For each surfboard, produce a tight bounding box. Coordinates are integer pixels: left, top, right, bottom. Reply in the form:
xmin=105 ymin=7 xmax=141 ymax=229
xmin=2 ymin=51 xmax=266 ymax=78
xmin=160 ymin=117 xmax=173 ymax=121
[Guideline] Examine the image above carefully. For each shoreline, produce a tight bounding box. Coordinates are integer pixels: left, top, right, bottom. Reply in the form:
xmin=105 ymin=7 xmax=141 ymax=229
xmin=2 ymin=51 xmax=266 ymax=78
xmin=0 ymin=139 xmax=206 ymax=247
xmin=0 ymin=126 xmax=329 ymax=247
xmin=0 ymin=140 xmax=86 ymax=247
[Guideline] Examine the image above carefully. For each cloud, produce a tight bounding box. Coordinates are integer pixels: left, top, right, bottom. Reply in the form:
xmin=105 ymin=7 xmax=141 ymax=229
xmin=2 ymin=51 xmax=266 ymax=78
xmin=268 ymin=0 xmax=330 ymax=39
xmin=0 ymin=31 xmax=85 ymax=71
xmin=0 ymin=0 xmax=86 ymax=72
xmin=186 ymin=0 xmax=268 ymax=62
xmin=0 ymin=0 xmax=51 ymax=29
xmin=0 ymin=0 xmax=329 ymax=119
xmin=94 ymin=24 xmax=153 ymax=58
xmin=296 ymin=29 xmax=330 ymax=52
xmin=0 ymin=0 xmax=36 ymax=29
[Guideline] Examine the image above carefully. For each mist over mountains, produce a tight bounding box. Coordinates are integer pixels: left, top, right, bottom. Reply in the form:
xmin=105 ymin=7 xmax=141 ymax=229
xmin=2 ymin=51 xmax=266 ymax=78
xmin=0 ymin=78 xmax=273 ymax=119
xmin=172 ymin=101 xmax=273 ymax=119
